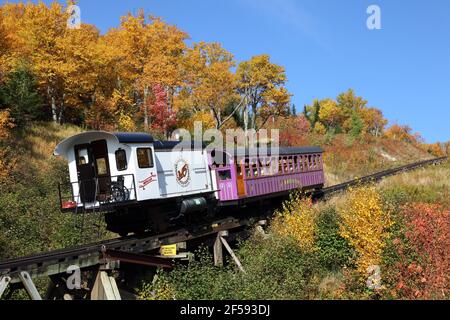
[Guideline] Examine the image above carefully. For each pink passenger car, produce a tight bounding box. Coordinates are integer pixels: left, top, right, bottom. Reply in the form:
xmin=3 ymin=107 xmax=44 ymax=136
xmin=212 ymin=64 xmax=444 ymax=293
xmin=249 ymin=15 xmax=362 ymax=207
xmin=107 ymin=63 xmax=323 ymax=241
xmin=209 ymin=147 xmax=325 ymax=205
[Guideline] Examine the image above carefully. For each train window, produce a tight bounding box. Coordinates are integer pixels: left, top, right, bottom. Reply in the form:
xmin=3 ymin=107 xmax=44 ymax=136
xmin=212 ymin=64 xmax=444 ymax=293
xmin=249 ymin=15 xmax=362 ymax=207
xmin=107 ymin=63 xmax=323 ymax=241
xmin=137 ymin=148 xmax=154 ymax=169
xmin=96 ymin=158 xmax=108 ymax=175
xmin=271 ymin=157 xmax=278 ymax=175
xmin=245 ymin=159 xmax=252 ymax=178
xmin=289 ymin=157 xmax=294 ymax=173
xmin=293 ymin=156 xmax=298 ymax=172
xmin=115 ymin=149 xmax=127 ymax=171
xmin=265 ymin=158 xmax=272 ymax=176
xmin=261 ymin=159 xmax=268 ymax=176
xmin=77 ymin=148 xmax=89 ymax=165
xmin=308 ymin=155 xmax=312 ymax=170
xmin=283 ymin=157 xmax=288 ymax=173
xmin=218 ymin=170 xmax=232 ymax=181
xmin=252 ymin=159 xmax=259 ymax=178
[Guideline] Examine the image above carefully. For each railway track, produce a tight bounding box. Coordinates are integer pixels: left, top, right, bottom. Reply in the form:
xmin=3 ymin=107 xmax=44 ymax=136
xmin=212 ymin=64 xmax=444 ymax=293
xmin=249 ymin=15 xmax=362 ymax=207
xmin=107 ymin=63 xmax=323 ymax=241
xmin=0 ymin=156 xmax=447 ymax=285
xmin=316 ymin=156 xmax=447 ymax=197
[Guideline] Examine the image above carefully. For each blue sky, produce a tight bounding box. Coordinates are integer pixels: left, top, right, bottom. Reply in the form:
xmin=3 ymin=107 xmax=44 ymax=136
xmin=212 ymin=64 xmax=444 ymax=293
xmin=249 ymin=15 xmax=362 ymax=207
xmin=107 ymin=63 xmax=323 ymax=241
xmin=6 ymin=0 xmax=450 ymax=142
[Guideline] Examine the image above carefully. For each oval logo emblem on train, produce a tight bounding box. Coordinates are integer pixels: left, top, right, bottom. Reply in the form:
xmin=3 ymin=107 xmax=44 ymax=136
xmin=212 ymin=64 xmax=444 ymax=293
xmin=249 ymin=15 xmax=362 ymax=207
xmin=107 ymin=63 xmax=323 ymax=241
xmin=175 ymin=158 xmax=191 ymax=187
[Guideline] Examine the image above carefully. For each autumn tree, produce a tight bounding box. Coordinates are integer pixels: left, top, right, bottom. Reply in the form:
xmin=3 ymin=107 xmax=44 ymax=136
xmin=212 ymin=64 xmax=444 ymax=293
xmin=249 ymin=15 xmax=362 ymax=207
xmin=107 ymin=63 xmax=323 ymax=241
xmin=318 ymin=98 xmax=345 ymax=132
xmin=360 ymin=107 xmax=387 ymax=137
xmin=236 ymin=55 xmax=290 ymax=130
xmin=385 ymin=124 xmax=422 ymax=145
xmin=0 ymin=7 xmax=10 ymax=82
xmin=7 ymin=2 xmax=69 ymax=123
xmin=266 ymin=114 xmax=311 ymax=146
xmin=259 ymin=87 xmax=292 ymax=128
xmin=336 ymin=89 xmax=368 ymax=133
xmin=107 ymin=11 xmax=187 ymax=130
xmin=178 ymin=42 xmax=245 ymax=129
xmin=146 ymin=84 xmax=177 ymax=137
xmin=304 ymin=89 xmax=388 ymax=137
xmin=0 ymin=109 xmax=15 ymax=182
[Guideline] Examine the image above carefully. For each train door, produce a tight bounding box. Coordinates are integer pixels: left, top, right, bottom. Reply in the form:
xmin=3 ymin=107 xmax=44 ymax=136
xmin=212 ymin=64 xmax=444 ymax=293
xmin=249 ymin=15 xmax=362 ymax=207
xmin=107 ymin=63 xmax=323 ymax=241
xmin=74 ymin=140 xmax=111 ymax=203
xmin=211 ymin=150 xmax=238 ymax=201
xmin=75 ymin=144 xmax=95 ymax=203
xmin=216 ymin=167 xmax=235 ymax=200
xmin=236 ymin=161 xmax=246 ymax=197
xmin=91 ymin=140 xmax=111 ymax=200
xmin=134 ymin=146 xmax=158 ymax=201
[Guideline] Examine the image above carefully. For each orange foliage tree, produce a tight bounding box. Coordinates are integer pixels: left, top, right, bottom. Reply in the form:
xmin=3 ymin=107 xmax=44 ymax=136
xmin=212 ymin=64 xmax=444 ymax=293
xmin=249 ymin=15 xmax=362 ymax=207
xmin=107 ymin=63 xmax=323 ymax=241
xmin=384 ymin=124 xmax=422 ymax=145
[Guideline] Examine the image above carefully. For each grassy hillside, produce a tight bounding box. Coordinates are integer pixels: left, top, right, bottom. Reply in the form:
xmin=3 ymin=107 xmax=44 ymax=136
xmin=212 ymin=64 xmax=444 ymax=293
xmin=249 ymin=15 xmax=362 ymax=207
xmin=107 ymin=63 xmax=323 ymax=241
xmin=0 ymin=122 xmax=108 ymax=260
xmin=318 ymin=134 xmax=432 ymax=186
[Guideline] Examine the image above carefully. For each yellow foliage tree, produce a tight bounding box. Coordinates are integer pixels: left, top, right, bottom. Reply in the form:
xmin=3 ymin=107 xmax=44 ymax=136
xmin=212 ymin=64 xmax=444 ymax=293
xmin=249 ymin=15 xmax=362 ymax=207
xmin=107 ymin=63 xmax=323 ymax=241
xmin=0 ymin=109 xmax=14 ymax=140
xmin=359 ymin=107 xmax=387 ymax=137
xmin=118 ymin=113 xmax=136 ymax=132
xmin=318 ymin=98 xmax=344 ymax=130
xmin=177 ymin=109 xmax=216 ymax=133
xmin=236 ymin=54 xmax=289 ymax=130
xmin=272 ymin=193 xmax=317 ymax=252
xmin=338 ymin=186 xmax=392 ymax=275
xmin=0 ymin=7 xmax=10 ymax=80
xmin=314 ymin=122 xmax=327 ymax=135
xmin=181 ymin=42 xmax=242 ymax=129
xmin=107 ymin=11 xmax=187 ymax=129
xmin=0 ymin=109 xmax=16 ymax=182
xmin=259 ymin=86 xmax=291 ymax=128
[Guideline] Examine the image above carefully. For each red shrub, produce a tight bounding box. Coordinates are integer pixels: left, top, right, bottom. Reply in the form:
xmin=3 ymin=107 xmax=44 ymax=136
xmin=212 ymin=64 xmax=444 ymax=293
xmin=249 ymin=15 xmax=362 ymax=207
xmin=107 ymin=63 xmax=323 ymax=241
xmin=393 ymin=203 xmax=449 ymax=299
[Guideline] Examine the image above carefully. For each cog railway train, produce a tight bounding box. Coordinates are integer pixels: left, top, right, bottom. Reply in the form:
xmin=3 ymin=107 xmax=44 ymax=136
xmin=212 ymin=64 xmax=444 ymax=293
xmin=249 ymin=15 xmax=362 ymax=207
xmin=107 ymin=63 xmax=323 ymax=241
xmin=55 ymin=132 xmax=325 ymax=236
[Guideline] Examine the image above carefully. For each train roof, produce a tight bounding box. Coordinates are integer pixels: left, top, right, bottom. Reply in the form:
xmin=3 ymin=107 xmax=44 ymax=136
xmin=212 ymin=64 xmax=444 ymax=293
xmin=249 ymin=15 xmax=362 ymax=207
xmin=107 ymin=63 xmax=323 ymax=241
xmin=113 ymin=132 xmax=154 ymax=144
xmin=54 ymin=131 xmax=323 ymax=159
xmin=54 ymin=131 xmax=155 ymax=158
xmin=153 ymin=141 xmax=207 ymax=150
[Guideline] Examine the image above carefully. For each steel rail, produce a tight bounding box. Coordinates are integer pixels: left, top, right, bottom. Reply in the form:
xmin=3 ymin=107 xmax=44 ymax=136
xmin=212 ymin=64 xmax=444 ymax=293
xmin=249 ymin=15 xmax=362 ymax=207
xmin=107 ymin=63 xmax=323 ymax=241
xmin=316 ymin=156 xmax=447 ymax=197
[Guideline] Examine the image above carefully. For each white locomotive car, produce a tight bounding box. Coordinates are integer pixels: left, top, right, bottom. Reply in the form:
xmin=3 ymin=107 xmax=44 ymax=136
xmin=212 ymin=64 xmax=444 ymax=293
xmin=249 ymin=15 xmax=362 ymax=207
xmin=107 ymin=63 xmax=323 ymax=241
xmin=55 ymin=131 xmax=217 ymax=235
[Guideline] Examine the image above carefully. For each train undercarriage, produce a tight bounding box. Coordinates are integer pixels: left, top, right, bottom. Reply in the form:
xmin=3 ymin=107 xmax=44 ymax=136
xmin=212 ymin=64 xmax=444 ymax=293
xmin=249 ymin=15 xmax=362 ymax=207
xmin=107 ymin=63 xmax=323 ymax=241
xmin=104 ymin=185 xmax=324 ymax=237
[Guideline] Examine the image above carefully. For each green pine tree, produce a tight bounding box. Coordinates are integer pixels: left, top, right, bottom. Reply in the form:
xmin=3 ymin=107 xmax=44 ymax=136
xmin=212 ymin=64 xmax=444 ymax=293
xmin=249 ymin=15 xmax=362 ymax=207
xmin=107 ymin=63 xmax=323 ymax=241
xmin=349 ymin=112 xmax=364 ymax=138
xmin=0 ymin=63 xmax=44 ymax=125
